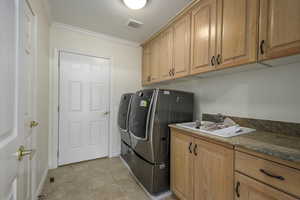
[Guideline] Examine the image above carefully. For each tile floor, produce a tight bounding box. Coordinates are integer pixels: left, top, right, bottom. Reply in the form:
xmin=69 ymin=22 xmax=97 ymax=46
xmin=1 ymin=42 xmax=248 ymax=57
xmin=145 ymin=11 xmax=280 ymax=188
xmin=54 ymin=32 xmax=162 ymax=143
xmin=41 ymin=157 xmax=177 ymax=200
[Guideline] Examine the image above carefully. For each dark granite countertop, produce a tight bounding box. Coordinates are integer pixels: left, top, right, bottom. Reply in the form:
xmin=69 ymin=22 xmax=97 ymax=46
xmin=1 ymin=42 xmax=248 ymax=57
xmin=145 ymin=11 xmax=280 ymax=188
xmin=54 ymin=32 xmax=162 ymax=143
xmin=169 ymin=124 xmax=300 ymax=163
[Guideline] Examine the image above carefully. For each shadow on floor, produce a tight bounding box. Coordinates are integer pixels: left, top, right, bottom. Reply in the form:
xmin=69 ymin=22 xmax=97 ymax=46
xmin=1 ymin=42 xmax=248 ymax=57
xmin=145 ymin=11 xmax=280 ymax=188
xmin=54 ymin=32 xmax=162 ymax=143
xmin=41 ymin=157 xmax=177 ymax=200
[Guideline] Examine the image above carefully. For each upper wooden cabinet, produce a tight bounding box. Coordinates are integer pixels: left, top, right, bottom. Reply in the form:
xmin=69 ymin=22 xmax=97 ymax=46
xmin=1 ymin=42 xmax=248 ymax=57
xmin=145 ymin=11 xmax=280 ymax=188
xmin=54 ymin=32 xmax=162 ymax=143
xmin=142 ymin=44 xmax=151 ymax=85
xmin=141 ymin=0 xmax=300 ymax=85
xmin=160 ymin=28 xmax=174 ymax=81
xmin=173 ymin=14 xmax=191 ymax=78
xmin=149 ymin=37 xmax=161 ymax=82
xmin=191 ymin=0 xmax=217 ymax=74
xmin=216 ymin=0 xmax=259 ymax=69
xmin=259 ymin=0 xmax=300 ymax=61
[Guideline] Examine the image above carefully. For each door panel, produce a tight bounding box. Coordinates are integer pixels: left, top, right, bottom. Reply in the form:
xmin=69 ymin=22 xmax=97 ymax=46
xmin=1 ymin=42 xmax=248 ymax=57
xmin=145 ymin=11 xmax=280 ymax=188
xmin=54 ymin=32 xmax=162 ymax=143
xmin=149 ymin=38 xmax=161 ymax=82
xmin=259 ymin=0 xmax=300 ymax=60
xmin=160 ymin=28 xmax=173 ymax=81
xmin=194 ymin=138 xmax=234 ymax=200
xmin=59 ymin=52 xmax=110 ymax=165
xmin=173 ymin=14 xmax=190 ymax=78
xmin=191 ymin=0 xmax=217 ymax=74
xmin=171 ymin=131 xmax=194 ymax=200
xmin=142 ymin=45 xmax=151 ymax=85
xmin=217 ymin=0 xmax=259 ymax=69
xmin=235 ymin=172 xmax=297 ymax=200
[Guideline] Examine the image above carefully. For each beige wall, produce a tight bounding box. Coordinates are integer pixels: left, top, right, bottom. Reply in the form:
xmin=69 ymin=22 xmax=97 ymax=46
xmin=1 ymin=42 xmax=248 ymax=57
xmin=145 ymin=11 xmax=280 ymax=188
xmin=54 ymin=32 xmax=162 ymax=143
xmin=28 ymin=0 xmax=50 ymax=195
xmin=49 ymin=24 xmax=142 ymax=167
xmin=154 ymin=62 xmax=300 ymax=123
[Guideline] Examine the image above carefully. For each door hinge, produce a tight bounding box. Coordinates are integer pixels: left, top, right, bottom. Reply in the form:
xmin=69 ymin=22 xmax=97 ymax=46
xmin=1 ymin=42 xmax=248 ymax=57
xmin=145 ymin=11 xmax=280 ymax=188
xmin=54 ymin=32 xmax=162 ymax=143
xmin=57 ymin=150 xmax=59 ymax=158
xmin=57 ymin=105 xmax=60 ymax=112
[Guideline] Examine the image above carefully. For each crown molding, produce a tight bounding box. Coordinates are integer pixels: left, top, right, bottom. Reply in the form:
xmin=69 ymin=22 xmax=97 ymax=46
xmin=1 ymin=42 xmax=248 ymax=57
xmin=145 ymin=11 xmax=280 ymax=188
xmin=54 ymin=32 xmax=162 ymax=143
xmin=51 ymin=22 xmax=141 ymax=48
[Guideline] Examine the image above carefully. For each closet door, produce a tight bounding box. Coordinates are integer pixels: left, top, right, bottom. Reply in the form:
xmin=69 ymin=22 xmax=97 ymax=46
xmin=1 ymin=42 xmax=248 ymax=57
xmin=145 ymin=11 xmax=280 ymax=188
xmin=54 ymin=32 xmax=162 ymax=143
xmin=259 ymin=0 xmax=300 ymax=61
xmin=191 ymin=0 xmax=217 ymax=74
xmin=216 ymin=0 xmax=259 ymax=69
xmin=173 ymin=14 xmax=191 ymax=78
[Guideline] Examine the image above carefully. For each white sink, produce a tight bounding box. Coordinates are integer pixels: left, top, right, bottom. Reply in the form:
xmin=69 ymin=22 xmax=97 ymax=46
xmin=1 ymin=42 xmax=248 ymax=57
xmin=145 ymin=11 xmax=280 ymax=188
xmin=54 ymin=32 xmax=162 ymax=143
xmin=176 ymin=121 xmax=255 ymax=138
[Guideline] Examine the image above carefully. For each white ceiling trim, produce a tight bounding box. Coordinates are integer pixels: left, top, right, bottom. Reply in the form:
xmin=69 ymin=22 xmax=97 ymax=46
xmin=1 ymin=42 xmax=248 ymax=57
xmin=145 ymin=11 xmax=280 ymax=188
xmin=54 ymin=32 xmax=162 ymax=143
xmin=51 ymin=22 xmax=141 ymax=47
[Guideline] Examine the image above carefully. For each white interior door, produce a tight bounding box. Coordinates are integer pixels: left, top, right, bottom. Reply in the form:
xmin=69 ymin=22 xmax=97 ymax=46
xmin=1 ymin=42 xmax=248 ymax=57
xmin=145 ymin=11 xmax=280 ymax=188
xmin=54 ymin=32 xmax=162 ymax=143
xmin=0 ymin=0 xmax=33 ymax=200
xmin=59 ymin=52 xmax=110 ymax=166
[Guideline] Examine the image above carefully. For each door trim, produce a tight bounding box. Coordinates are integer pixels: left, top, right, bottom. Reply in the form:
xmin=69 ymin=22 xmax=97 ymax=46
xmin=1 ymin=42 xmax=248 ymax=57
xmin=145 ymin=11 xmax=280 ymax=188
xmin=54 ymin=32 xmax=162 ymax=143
xmin=49 ymin=48 xmax=113 ymax=169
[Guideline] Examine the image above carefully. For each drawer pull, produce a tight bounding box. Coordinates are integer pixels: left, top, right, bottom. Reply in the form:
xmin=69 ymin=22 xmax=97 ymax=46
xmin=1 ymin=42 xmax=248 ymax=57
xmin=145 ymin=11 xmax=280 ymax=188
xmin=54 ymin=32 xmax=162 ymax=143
xmin=260 ymin=40 xmax=265 ymax=55
xmin=194 ymin=144 xmax=198 ymax=156
xmin=188 ymin=142 xmax=192 ymax=154
xmin=259 ymin=169 xmax=285 ymax=181
xmin=211 ymin=56 xmax=216 ymax=66
xmin=235 ymin=181 xmax=240 ymax=198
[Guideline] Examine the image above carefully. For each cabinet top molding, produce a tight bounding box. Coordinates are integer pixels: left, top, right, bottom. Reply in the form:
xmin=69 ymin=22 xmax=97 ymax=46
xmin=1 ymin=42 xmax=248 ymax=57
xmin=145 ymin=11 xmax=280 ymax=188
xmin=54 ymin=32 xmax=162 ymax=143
xmin=141 ymin=0 xmax=200 ymax=46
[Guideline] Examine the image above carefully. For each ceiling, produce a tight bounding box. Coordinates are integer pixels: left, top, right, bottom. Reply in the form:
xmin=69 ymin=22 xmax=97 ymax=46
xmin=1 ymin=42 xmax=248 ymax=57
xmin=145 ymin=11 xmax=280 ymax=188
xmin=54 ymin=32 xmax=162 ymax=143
xmin=47 ymin=0 xmax=193 ymax=43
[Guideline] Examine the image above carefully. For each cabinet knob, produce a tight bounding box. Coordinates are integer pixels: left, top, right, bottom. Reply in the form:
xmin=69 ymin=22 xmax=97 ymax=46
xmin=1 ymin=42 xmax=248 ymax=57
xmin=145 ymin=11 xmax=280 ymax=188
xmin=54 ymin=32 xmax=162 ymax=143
xmin=260 ymin=40 xmax=265 ymax=55
xmin=193 ymin=144 xmax=198 ymax=156
xmin=211 ymin=56 xmax=216 ymax=66
xmin=235 ymin=181 xmax=240 ymax=198
xmin=216 ymin=54 xmax=221 ymax=65
xmin=188 ymin=142 xmax=193 ymax=153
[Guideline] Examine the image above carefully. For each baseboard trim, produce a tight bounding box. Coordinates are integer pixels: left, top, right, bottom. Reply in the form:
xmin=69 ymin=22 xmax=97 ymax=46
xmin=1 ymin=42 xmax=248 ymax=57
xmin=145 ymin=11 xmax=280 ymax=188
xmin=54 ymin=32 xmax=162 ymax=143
xmin=34 ymin=168 xmax=48 ymax=200
xmin=109 ymin=152 xmax=120 ymax=158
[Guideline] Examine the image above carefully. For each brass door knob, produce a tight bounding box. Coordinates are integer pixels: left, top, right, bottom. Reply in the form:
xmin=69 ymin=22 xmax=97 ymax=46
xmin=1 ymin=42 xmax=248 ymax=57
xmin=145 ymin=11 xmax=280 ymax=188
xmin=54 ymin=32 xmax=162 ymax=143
xmin=104 ymin=111 xmax=110 ymax=115
xmin=30 ymin=121 xmax=39 ymax=128
xmin=17 ymin=146 xmax=35 ymax=161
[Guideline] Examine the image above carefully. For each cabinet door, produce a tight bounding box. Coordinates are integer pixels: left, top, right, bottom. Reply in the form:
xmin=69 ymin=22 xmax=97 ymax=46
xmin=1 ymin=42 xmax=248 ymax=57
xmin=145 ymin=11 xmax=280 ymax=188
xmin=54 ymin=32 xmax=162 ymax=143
xmin=173 ymin=14 xmax=191 ymax=78
xmin=171 ymin=131 xmax=194 ymax=200
xmin=235 ymin=172 xmax=298 ymax=200
xmin=150 ymin=38 xmax=161 ymax=82
xmin=194 ymin=138 xmax=234 ymax=200
xmin=259 ymin=0 xmax=300 ymax=61
xmin=191 ymin=0 xmax=217 ymax=74
xmin=217 ymin=0 xmax=259 ymax=69
xmin=160 ymin=28 xmax=174 ymax=81
xmin=142 ymin=45 xmax=151 ymax=85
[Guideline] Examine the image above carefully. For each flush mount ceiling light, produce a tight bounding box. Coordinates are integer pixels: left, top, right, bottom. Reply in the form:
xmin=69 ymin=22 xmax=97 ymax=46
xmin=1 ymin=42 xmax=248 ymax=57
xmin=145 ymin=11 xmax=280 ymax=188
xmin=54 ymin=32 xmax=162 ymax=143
xmin=123 ymin=0 xmax=147 ymax=10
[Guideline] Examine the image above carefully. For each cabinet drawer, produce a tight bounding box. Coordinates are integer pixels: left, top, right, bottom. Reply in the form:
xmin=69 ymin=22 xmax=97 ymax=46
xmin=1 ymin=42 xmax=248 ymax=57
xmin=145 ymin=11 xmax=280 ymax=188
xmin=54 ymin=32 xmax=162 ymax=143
xmin=235 ymin=151 xmax=300 ymax=197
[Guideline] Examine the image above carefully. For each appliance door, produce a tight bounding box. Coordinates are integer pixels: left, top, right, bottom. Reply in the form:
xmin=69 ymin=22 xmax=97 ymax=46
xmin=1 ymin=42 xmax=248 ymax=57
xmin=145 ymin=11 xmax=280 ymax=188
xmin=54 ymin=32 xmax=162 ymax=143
xmin=128 ymin=89 xmax=154 ymax=141
xmin=118 ymin=93 xmax=133 ymax=145
xmin=131 ymin=151 xmax=169 ymax=195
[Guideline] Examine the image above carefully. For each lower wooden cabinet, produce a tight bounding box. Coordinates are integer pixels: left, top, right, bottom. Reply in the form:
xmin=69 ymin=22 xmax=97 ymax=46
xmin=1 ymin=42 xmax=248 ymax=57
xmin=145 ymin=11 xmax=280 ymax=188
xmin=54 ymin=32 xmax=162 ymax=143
xmin=194 ymin=138 xmax=234 ymax=200
xmin=235 ymin=172 xmax=298 ymax=200
xmin=171 ymin=131 xmax=194 ymax=200
xmin=171 ymin=129 xmax=234 ymax=200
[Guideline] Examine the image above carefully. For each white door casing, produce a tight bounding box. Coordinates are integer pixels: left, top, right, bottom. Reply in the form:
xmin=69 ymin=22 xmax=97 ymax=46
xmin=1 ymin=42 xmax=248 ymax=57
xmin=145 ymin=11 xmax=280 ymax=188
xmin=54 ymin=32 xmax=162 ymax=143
xmin=58 ymin=52 xmax=110 ymax=165
xmin=19 ymin=1 xmax=37 ymax=200
xmin=0 ymin=0 xmax=23 ymax=199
